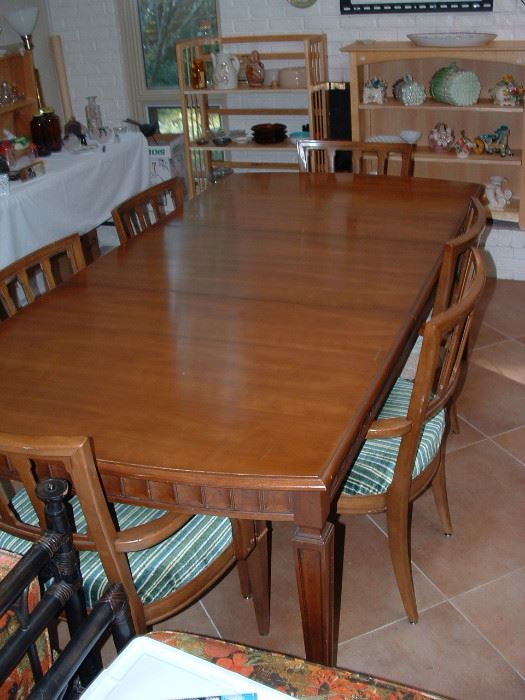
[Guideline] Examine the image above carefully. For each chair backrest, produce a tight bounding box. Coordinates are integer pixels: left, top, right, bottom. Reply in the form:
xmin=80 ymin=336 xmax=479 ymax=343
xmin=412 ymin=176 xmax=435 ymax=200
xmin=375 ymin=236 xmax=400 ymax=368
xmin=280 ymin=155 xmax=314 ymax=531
xmin=0 ymin=435 xmax=199 ymax=634
xmin=111 ymin=177 xmax=185 ymax=244
xmin=0 ymin=234 xmax=86 ymax=319
xmin=391 ymin=247 xmax=485 ymax=495
xmin=0 ymin=478 xmax=134 ymax=700
xmin=433 ymin=196 xmax=486 ymax=316
xmin=296 ymin=139 xmax=414 ymax=176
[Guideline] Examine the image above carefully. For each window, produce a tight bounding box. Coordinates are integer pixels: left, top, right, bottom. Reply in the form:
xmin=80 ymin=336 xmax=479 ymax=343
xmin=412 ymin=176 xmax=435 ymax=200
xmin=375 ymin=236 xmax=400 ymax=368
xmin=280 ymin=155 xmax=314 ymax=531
xmin=117 ymin=0 xmax=218 ymax=131
xmin=138 ymin=0 xmax=218 ymax=89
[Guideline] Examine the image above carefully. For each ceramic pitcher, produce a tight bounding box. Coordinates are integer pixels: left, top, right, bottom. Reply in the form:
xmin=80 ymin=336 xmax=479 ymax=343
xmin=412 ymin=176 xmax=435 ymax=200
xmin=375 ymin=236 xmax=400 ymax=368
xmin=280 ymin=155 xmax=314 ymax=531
xmin=212 ymin=52 xmax=240 ymax=89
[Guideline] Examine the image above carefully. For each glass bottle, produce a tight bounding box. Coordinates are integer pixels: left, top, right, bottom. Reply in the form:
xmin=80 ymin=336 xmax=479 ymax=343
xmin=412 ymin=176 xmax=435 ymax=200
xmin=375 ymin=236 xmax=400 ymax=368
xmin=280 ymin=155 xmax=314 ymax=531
xmin=191 ymin=58 xmax=206 ymax=89
xmin=42 ymin=107 xmax=62 ymax=152
xmin=85 ymin=96 xmax=103 ymax=133
xmin=196 ymin=19 xmax=216 ymax=87
xmin=30 ymin=111 xmax=52 ymax=157
xmin=0 ymin=81 xmax=10 ymax=105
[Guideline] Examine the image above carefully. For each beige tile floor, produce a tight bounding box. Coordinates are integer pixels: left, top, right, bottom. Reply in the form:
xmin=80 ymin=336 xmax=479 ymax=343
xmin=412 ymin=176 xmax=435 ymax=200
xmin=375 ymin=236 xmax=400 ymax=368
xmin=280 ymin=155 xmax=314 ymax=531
xmin=150 ymin=277 xmax=525 ymax=700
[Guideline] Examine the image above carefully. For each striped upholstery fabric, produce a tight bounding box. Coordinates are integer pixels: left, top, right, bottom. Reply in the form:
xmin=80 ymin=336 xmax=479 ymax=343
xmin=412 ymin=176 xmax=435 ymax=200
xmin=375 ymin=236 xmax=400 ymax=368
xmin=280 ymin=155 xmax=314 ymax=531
xmin=0 ymin=493 xmax=232 ymax=608
xmin=342 ymin=378 xmax=445 ymax=496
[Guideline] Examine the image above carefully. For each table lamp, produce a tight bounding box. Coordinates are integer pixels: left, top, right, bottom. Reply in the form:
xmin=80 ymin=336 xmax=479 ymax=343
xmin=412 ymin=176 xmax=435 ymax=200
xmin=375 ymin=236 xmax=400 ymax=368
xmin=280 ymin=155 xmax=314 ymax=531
xmin=6 ymin=7 xmax=39 ymax=51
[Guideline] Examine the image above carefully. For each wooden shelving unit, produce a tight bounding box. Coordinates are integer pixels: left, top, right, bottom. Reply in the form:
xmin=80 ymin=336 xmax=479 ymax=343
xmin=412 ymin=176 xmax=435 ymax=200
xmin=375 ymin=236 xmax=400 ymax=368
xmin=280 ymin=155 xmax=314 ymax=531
xmin=341 ymin=41 xmax=525 ymax=229
xmin=176 ymin=34 xmax=328 ymax=197
xmin=0 ymin=49 xmax=38 ymax=139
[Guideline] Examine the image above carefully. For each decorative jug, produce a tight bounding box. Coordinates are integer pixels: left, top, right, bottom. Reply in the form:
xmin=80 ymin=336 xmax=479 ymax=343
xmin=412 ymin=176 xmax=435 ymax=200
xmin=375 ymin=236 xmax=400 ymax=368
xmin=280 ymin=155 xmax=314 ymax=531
xmin=212 ymin=52 xmax=240 ymax=89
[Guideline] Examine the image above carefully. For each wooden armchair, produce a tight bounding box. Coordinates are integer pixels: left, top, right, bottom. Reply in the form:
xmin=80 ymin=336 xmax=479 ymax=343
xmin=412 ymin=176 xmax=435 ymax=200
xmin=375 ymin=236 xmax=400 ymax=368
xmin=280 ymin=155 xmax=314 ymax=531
xmin=296 ymin=139 xmax=414 ymax=176
xmin=0 ymin=234 xmax=85 ymax=319
xmin=401 ymin=196 xmax=486 ymax=430
xmin=337 ymin=248 xmax=486 ymax=623
xmin=0 ymin=478 xmax=134 ymax=699
xmin=111 ymin=177 xmax=185 ymax=244
xmin=0 ymin=435 xmax=269 ymax=638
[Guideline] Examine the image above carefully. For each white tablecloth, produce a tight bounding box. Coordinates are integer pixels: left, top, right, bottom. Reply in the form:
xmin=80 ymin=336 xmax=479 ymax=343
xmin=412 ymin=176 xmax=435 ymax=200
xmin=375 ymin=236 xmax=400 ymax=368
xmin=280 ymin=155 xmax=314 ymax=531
xmin=0 ymin=132 xmax=151 ymax=268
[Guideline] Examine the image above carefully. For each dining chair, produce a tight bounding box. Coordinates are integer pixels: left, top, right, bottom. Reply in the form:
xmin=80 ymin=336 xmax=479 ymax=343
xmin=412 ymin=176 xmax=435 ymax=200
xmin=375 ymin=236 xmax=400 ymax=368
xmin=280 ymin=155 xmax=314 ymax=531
xmin=111 ymin=176 xmax=185 ymax=244
xmin=0 ymin=233 xmax=86 ymax=319
xmin=296 ymin=138 xmax=414 ymax=176
xmin=401 ymin=196 xmax=487 ymax=432
xmin=0 ymin=435 xmax=270 ymax=637
xmin=0 ymin=477 xmax=134 ymax=700
xmin=337 ymin=247 xmax=486 ymax=623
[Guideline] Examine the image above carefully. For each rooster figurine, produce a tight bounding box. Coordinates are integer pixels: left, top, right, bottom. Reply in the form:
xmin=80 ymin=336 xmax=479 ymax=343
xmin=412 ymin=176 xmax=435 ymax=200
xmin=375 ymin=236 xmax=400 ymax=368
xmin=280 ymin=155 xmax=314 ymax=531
xmin=124 ymin=118 xmax=159 ymax=138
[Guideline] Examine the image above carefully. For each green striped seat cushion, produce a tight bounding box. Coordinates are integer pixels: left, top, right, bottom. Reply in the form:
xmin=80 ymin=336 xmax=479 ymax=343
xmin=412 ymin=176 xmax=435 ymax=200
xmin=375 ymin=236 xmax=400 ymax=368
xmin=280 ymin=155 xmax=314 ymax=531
xmin=0 ymin=492 xmax=232 ymax=609
xmin=342 ymin=378 xmax=445 ymax=497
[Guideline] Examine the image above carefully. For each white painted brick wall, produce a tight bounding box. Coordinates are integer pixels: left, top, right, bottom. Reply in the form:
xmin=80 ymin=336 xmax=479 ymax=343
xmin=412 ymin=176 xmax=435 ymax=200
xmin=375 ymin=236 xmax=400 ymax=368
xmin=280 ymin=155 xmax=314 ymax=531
xmin=46 ymin=0 xmax=525 ymax=279
xmin=47 ymin=0 xmax=129 ymax=129
xmin=47 ymin=0 xmax=525 ymax=126
xmin=483 ymin=224 xmax=525 ymax=280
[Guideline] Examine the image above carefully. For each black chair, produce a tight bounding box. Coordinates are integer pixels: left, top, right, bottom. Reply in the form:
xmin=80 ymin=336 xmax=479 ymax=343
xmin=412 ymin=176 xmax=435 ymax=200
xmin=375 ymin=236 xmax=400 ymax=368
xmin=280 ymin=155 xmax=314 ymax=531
xmin=0 ymin=478 xmax=135 ymax=699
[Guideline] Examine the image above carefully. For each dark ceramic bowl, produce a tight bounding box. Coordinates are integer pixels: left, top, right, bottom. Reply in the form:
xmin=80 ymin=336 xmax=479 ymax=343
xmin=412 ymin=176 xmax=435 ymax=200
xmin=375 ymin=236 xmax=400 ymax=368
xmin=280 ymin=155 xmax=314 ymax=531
xmin=251 ymin=123 xmax=287 ymax=144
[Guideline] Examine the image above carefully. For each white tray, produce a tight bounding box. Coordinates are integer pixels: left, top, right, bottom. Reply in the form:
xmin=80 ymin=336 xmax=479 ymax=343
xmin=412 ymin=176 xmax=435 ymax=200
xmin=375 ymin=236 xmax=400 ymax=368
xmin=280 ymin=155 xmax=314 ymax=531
xmin=407 ymin=32 xmax=497 ymax=48
xmin=82 ymin=637 xmax=292 ymax=700
xmin=365 ymin=135 xmax=404 ymax=143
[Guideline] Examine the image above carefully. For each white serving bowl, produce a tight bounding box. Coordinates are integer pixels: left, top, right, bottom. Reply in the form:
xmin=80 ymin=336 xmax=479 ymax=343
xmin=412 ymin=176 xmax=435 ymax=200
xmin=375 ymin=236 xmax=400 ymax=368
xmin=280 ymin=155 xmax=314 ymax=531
xmin=399 ymin=130 xmax=422 ymax=144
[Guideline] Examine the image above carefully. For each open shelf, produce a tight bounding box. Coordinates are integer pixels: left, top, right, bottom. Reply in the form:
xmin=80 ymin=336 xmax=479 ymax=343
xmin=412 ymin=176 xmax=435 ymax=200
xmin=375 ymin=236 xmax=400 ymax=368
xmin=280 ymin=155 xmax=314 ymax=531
xmin=176 ymin=34 xmax=328 ymax=197
xmin=342 ymin=40 xmax=525 ymax=229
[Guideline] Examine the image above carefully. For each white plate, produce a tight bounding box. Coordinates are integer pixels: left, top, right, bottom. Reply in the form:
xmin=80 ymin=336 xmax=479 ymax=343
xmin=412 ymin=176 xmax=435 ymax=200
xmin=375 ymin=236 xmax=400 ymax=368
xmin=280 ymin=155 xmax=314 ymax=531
xmin=365 ymin=135 xmax=404 ymax=143
xmin=407 ymin=33 xmax=497 ymax=48
xmin=82 ymin=637 xmax=292 ymax=700
xmin=232 ymin=135 xmax=251 ymax=144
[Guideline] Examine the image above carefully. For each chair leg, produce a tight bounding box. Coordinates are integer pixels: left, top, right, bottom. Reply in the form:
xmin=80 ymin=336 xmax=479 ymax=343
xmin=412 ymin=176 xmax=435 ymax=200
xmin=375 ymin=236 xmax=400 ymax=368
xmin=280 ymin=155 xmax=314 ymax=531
xmin=449 ymin=402 xmax=460 ymax=434
xmin=431 ymin=453 xmax=453 ymax=536
xmin=232 ymin=520 xmax=270 ymax=636
xmin=236 ymin=558 xmax=251 ymax=599
xmin=386 ymin=498 xmax=418 ymax=623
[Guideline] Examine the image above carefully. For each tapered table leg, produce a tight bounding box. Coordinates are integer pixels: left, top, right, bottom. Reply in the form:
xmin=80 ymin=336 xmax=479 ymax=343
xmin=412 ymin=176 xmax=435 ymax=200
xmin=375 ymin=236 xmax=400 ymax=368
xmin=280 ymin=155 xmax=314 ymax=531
xmin=292 ymin=520 xmax=335 ymax=665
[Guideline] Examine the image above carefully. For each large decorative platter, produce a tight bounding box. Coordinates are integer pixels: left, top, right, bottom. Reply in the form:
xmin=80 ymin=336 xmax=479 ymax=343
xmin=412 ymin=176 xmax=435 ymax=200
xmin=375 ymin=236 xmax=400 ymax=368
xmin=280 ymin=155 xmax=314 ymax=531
xmin=287 ymin=0 xmax=317 ymax=6
xmin=407 ymin=32 xmax=497 ymax=48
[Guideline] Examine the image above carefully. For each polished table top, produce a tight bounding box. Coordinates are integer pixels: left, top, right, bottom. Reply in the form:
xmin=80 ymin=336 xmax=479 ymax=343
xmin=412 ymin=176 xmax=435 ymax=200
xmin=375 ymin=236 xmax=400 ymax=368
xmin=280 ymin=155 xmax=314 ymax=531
xmin=0 ymin=172 xmax=481 ymax=663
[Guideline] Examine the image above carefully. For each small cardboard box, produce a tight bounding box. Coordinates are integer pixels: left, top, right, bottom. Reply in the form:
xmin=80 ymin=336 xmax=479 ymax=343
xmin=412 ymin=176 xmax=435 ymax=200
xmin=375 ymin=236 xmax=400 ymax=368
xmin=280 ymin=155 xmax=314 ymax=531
xmin=147 ymin=134 xmax=187 ymax=191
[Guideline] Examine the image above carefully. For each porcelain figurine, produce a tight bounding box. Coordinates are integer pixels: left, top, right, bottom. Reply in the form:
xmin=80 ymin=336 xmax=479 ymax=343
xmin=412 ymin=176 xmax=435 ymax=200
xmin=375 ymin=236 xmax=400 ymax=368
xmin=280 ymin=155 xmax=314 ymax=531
xmin=490 ymin=75 xmax=524 ymax=107
xmin=476 ymin=125 xmax=513 ymax=157
xmin=485 ymin=175 xmax=512 ymax=210
xmin=246 ymin=50 xmax=264 ymax=87
xmin=392 ymin=74 xmax=426 ymax=105
xmin=363 ymin=77 xmax=387 ymax=104
xmin=453 ymin=130 xmax=475 ymax=158
xmin=428 ymin=122 xmax=455 ymax=152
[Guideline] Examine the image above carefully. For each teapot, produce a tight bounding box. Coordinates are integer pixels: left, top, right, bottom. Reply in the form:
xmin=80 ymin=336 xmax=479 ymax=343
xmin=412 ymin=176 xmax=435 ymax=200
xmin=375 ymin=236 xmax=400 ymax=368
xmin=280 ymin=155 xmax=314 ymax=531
xmin=212 ymin=52 xmax=240 ymax=89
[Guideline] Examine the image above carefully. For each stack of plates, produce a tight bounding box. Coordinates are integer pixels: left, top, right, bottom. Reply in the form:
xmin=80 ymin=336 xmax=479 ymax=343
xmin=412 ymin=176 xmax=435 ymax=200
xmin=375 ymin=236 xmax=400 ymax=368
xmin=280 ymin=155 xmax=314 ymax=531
xmin=252 ymin=123 xmax=287 ymax=144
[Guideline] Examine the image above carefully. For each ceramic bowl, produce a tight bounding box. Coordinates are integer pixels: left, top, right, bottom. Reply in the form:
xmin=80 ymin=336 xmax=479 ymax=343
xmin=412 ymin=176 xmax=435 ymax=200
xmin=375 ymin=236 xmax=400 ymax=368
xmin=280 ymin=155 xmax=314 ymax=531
xmin=399 ymin=130 xmax=422 ymax=144
xmin=278 ymin=66 xmax=306 ymax=89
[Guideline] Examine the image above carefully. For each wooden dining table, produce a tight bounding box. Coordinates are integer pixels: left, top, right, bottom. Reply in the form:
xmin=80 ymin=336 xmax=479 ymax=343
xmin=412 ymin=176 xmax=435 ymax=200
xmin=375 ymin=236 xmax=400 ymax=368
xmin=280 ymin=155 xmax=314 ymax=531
xmin=0 ymin=172 xmax=482 ymax=665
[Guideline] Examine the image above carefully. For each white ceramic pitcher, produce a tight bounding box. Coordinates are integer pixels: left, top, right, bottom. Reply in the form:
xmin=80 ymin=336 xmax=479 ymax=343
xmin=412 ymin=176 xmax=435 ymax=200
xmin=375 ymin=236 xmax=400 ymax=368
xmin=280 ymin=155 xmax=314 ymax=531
xmin=212 ymin=52 xmax=240 ymax=89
